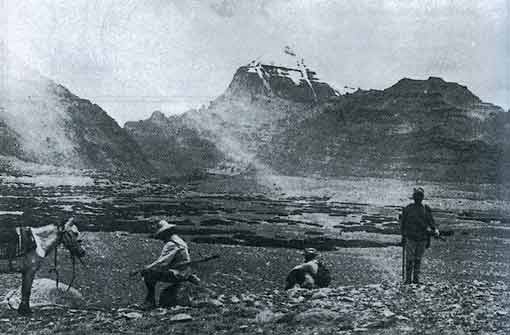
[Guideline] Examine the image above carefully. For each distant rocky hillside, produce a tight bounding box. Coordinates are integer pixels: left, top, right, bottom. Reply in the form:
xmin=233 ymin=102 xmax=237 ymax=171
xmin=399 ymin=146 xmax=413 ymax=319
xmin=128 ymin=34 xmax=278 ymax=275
xmin=0 ymin=58 xmax=153 ymax=176
xmin=124 ymin=111 xmax=224 ymax=176
xmin=261 ymin=77 xmax=509 ymax=182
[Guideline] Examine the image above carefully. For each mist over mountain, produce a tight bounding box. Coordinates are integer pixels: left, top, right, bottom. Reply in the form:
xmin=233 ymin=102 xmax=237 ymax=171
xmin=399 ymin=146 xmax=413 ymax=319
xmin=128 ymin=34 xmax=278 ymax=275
xmin=125 ymin=53 xmax=340 ymax=176
xmin=128 ymin=54 xmax=509 ymax=183
xmin=0 ymin=57 xmax=152 ymax=175
xmin=2 ymin=50 xmax=508 ymax=184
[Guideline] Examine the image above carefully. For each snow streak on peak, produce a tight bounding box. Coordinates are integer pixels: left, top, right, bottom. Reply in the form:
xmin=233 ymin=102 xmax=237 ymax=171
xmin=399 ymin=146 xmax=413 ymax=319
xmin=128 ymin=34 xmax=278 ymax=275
xmin=245 ymin=47 xmax=322 ymax=101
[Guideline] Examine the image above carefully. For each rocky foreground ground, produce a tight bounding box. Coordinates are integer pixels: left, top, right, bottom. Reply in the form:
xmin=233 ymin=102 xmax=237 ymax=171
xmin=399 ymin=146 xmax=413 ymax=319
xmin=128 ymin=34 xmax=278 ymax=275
xmin=1 ymin=220 xmax=509 ymax=334
xmin=0 ymin=279 xmax=508 ymax=335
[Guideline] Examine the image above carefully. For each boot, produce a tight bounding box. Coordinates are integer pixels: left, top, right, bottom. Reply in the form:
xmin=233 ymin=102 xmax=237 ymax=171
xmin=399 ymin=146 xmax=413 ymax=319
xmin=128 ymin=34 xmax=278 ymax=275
xmin=140 ymin=298 xmax=156 ymax=311
xmin=159 ymin=284 xmax=181 ymax=308
xmin=140 ymin=290 xmax=156 ymax=310
xmin=405 ymin=261 xmax=413 ymax=284
xmin=412 ymin=260 xmax=421 ymax=284
xmin=18 ymin=301 xmax=32 ymax=316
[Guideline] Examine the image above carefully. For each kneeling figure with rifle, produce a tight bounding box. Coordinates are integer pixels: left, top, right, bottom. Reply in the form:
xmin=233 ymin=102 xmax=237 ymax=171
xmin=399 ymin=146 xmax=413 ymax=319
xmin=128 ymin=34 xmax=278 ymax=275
xmin=135 ymin=220 xmax=201 ymax=310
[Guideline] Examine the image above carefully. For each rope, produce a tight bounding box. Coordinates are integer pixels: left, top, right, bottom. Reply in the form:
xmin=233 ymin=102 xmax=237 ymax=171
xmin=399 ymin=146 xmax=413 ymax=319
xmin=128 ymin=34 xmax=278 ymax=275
xmin=67 ymin=253 xmax=76 ymax=293
xmin=54 ymin=244 xmax=60 ymax=289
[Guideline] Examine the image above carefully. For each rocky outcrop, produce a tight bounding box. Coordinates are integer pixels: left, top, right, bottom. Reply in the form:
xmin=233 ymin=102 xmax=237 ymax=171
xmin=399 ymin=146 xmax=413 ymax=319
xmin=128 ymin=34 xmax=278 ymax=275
xmin=124 ymin=111 xmax=224 ymax=176
xmin=0 ymin=58 xmax=153 ymax=176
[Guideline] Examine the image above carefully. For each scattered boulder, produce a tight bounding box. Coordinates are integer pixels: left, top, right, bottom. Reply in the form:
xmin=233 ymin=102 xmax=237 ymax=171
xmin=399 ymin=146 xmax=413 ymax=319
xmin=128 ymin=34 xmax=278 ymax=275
xmin=255 ymin=309 xmax=284 ymax=324
xmin=293 ymin=308 xmax=346 ymax=324
xmin=169 ymin=313 xmax=193 ymax=322
xmin=1 ymin=278 xmax=84 ymax=309
xmin=121 ymin=311 xmax=144 ymax=319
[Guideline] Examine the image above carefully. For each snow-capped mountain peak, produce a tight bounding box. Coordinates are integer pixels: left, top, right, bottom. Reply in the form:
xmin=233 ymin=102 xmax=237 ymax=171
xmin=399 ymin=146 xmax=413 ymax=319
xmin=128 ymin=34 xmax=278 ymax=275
xmin=226 ymin=48 xmax=338 ymax=103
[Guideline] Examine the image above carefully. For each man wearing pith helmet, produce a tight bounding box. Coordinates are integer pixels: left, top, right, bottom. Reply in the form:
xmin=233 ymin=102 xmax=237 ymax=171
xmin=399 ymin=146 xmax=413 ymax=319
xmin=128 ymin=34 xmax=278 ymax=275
xmin=400 ymin=187 xmax=440 ymax=284
xmin=140 ymin=220 xmax=200 ymax=310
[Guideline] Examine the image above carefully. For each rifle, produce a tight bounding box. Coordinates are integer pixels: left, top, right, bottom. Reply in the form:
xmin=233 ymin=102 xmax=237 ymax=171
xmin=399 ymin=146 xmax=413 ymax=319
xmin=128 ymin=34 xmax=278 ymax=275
xmin=129 ymin=254 xmax=220 ymax=277
xmin=425 ymin=231 xmax=446 ymax=249
xmin=401 ymin=238 xmax=406 ymax=283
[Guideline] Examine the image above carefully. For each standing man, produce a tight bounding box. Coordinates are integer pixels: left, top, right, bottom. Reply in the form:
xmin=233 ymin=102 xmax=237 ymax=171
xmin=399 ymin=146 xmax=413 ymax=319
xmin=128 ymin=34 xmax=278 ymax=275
xmin=400 ymin=187 xmax=440 ymax=284
xmin=140 ymin=220 xmax=200 ymax=310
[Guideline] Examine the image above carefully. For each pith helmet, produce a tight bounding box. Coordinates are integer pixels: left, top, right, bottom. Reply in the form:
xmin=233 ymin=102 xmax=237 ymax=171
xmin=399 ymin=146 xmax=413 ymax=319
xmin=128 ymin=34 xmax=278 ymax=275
xmin=154 ymin=220 xmax=177 ymax=237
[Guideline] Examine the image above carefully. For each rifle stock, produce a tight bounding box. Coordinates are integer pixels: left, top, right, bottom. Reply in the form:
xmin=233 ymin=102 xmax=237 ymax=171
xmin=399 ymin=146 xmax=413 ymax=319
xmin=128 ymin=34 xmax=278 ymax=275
xmin=129 ymin=254 xmax=220 ymax=277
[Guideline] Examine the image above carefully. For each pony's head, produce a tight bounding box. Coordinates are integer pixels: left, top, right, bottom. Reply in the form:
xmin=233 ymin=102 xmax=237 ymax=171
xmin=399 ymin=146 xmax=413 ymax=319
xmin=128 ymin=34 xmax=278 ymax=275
xmin=60 ymin=218 xmax=86 ymax=258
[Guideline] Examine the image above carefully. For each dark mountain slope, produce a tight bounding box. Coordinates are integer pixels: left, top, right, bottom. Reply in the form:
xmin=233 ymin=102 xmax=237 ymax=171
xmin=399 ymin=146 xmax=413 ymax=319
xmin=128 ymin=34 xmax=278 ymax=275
xmin=261 ymin=77 xmax=508 ymax=182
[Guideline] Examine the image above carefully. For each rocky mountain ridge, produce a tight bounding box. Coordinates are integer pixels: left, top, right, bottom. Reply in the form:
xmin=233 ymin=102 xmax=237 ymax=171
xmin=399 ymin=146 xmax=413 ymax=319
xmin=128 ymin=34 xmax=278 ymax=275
xmin=0 ymin=58 xmax=153 ymax=176
xmin=262 ymin=76 xmax=509 ymax=182
xmin=2 ymin=53 xmax=508 ymax=183
xmin=124 ymin=111 xmax=224 ymax=176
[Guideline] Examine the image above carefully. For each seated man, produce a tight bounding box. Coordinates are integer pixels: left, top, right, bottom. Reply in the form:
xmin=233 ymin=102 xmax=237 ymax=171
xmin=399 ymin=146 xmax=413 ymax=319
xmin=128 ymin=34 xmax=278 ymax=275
xmin=285 ymin=248 xmax=331 ymax=290
xmin=140 ymin=220 xmax=200 ymax=310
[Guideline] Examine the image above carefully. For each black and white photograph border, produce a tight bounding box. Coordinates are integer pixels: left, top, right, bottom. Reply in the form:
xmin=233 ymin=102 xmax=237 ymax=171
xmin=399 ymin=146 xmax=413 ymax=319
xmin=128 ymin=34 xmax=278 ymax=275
xmin=0 ymin=1 xmax=509 ymax=334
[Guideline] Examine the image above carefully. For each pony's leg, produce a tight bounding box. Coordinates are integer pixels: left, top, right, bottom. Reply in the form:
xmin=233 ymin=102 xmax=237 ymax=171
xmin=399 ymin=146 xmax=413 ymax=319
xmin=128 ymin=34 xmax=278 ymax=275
xmin=19 ymin=253 xmax=39 ymax=315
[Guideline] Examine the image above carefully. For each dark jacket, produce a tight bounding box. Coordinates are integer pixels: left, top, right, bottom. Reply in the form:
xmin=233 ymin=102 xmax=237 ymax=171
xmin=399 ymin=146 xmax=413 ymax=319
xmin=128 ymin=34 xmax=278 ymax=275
xmin=400 ymin=203 xmax=436 ymax=241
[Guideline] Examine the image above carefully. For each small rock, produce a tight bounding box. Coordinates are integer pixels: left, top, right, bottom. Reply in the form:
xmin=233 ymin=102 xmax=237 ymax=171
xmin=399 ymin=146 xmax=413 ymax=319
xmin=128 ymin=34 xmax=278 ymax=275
xmin=169 ymin=313 xmax=193 ymax=322
xmin=290 ymin=295 xmax=305 ymax=304
xmin=311 ymin=288 xmax=332 ymax=300
xmin=150 ymin=308 xmax=168 ymax=316
xmin=293 ymin=308 xmax=346 ymax=324
xmin=382 ymin=309 xmax=396 ymax=318
xmin=396 ymin=315 xmax=410 ymax=321
xmin=230 ymin=296 xmax=240 ymax=304
xmin=207 ymin=299 xmax=224 ymax=307
xmin=122 ymin=312 xmax=143 ymax=319
xmin=255 ymin=309 xmax=283 ymax=323
xmin=341 ymin=297 xmax=355 ymax=303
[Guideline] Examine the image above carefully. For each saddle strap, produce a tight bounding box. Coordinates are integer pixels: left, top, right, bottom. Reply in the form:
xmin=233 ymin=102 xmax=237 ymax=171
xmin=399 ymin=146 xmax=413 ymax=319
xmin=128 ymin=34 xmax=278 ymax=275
xmin=17 ymin=227 xmax=37 ymax=255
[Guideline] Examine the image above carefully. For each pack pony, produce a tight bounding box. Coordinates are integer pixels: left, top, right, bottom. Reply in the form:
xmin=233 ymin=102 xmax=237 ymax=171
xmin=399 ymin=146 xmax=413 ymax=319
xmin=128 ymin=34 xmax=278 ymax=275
xmin=17 ymin=218 xmax=86 ymax=315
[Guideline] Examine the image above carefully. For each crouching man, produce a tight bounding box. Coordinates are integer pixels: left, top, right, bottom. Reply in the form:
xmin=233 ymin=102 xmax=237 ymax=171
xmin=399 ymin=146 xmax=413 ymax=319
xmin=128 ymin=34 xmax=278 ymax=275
xmin=140 ymin=220 xmax=200 ymax=310
xmin=285 ymin=248 xmax=331 ymax=290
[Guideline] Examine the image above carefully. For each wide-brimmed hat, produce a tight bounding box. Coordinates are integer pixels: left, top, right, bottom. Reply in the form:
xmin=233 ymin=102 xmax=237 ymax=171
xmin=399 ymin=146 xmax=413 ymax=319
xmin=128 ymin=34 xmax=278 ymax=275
xmin=154 ymin=220 xmax=177 ymax=237
xmin=303 ymin=247 xmax=319 ymax=258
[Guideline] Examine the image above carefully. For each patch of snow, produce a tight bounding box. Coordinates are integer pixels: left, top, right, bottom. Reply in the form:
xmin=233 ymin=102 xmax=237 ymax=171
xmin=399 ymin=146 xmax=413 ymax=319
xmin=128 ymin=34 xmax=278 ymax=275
xmin=0 ymin=211 xmax=23 ymax=215
xmin=297 ymin=60 xmax=317 ymax=101
xmin=0 ymin=174 xmax=94 ymax=187
xmin=275 ymin=68 xmax=303 ymax=85
xmin=247 ymin=62 xmax=271 ymax=92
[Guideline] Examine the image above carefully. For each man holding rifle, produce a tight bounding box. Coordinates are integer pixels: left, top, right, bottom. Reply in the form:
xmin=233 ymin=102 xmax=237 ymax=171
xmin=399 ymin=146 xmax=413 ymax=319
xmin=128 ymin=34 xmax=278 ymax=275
xmin=400 ymin=188 xmax=440 ymax=285
xmin=137 ymin=220 xmax=202 ymax=310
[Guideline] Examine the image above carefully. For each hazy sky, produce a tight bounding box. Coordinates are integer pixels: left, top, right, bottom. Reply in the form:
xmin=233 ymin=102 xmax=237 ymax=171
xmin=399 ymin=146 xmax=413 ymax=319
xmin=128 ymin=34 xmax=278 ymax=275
xmin=4 ymin=0 xmax=509 ymax=125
